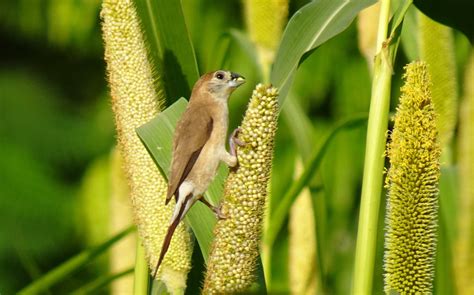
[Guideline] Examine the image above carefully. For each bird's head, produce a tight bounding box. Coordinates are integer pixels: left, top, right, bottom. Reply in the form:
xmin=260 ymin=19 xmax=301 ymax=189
xmin=199 ymin=70 xmax=245 ymax=100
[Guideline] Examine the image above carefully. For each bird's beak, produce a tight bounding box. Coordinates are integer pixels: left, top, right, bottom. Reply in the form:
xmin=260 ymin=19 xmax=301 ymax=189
xmin=228 ymin=72 xmax=246 ymax=88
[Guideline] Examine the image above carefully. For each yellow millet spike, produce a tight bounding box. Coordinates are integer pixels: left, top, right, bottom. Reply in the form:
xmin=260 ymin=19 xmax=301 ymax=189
xmin=384 ymin=61 xmax=441 ymax=294
xmin=203 ymin=84 xmax=279 ymax=293
xmin=289 ymin=161 xmax=318 ymax=295
xmin=357 ymin=2 xmax=380 ymax=71
xmin=101 ymin=0 xmax=192 ymax=291
xmin=243 ymin=0 xmax=288 ymax=77
xmin=244 ymin=0 xmax=288 ymax=50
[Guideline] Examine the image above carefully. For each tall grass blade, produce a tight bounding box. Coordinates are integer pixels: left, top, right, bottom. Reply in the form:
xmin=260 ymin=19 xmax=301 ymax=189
xmin=18 ymin=226 xmax=135 ymax=295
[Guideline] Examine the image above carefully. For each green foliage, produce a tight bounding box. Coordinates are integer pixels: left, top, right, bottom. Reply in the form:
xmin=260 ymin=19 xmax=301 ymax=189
xmin=0 ymin=67 xmax=114 ymax=293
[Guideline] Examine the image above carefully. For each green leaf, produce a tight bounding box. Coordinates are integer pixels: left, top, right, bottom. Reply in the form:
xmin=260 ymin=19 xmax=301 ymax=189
xmin=18 ymin=227 xmax=135 ymax=295
xmin=265 ymin=114 xmax=368 ymax=247
xmin=388 ymin=0 xmax=413 ymax=37
xmin=136 ymin=98 xmax=227 ymax=261
xmin=270 ymin=0 xmax=377 ymax=104
xmin=414 ymin=0 xmax=474 ymax=43
xmin=133 ymin=0 xmax=200 ymax=101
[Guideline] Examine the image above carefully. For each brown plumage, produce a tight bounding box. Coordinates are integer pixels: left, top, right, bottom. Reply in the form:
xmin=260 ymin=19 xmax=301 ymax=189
xmin=166 ymin=95 xmax=214 ymax=205
xmin=154 ymin=70 xmax=245 ymax=279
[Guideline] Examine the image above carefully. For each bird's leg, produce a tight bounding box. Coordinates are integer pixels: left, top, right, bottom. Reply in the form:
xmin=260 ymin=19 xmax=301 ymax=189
xmin=200 ymin=198 xmax=227 ymax=220
xmin=229 ymin=127 xmax=246 ymax=157
xmin=226 ymin=127 xmax=246 ymax=170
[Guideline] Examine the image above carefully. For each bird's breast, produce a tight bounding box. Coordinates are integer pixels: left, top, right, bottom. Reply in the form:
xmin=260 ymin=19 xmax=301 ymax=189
xmin=187 ymin=108 xmax=228 ymax=195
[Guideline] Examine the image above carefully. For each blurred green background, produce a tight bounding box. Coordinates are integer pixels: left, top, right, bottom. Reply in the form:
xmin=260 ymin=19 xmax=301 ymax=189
xmin=0 ymin=0 xmax=115 ymax=293
xmin=0 ymin=0 xmax=471 ymax=294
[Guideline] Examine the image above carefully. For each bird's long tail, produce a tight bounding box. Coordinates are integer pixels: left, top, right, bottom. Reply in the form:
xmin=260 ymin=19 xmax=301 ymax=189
xmin=152 ymin=193 xmax=193 ymax=280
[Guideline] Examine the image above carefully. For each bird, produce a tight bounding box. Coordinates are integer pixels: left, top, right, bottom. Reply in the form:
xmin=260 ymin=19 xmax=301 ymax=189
xmin=153 ymin=70 xmax=246 ymax=278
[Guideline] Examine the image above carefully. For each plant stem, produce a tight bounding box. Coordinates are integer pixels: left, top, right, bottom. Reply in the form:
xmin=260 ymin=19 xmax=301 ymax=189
xmin=18 ymin=226 xmax=135 ymax=295
xmin=133 ymin=238 xmax=149 ymax=295
xmin=352 ymin=0 xmax=391 ymax=293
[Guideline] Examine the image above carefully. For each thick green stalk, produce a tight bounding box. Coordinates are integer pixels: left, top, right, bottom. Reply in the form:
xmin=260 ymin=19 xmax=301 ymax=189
xmin=352 ymin=0 xmax=391 ymax=293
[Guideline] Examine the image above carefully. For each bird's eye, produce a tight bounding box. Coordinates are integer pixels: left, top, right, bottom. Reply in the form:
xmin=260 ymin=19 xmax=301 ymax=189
xmin=216 ymin=73 xmax=224 ymax=80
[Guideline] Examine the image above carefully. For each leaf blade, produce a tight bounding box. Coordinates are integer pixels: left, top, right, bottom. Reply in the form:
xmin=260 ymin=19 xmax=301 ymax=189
xmin=271 ymin=0 xmax=377 ymax=103
xmin=133 ymin=0 xmax=200 ymax=101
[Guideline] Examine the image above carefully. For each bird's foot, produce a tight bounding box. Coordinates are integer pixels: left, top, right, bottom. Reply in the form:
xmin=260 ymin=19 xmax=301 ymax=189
xmin=200 ymin=198 xmax=227 ymax=220
xmin=213 ymin=204 xmax=228 ymax=220
xmin=229 ymin=127 xmax=246 ymax=157
xmin=229 ymin=128 xmax=246 ymax=171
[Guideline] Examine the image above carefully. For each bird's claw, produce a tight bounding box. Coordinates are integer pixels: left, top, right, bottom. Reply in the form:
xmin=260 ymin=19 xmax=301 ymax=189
xmin=213 ymin=204 xmax=228 ymax=220
xmin=229 ymin=127 xmax=246 ymax=157
xmin=200 ymin=198 xmax=227 ymax=220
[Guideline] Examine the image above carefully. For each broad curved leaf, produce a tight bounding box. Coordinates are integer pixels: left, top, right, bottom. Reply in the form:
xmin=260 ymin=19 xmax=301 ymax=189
xmin=271 ymin=0 xmax=377 ymax=104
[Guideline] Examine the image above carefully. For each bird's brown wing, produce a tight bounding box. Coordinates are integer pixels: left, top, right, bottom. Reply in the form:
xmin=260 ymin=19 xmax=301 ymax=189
xmin=166 ymin=105 xmax=213 ymax=204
